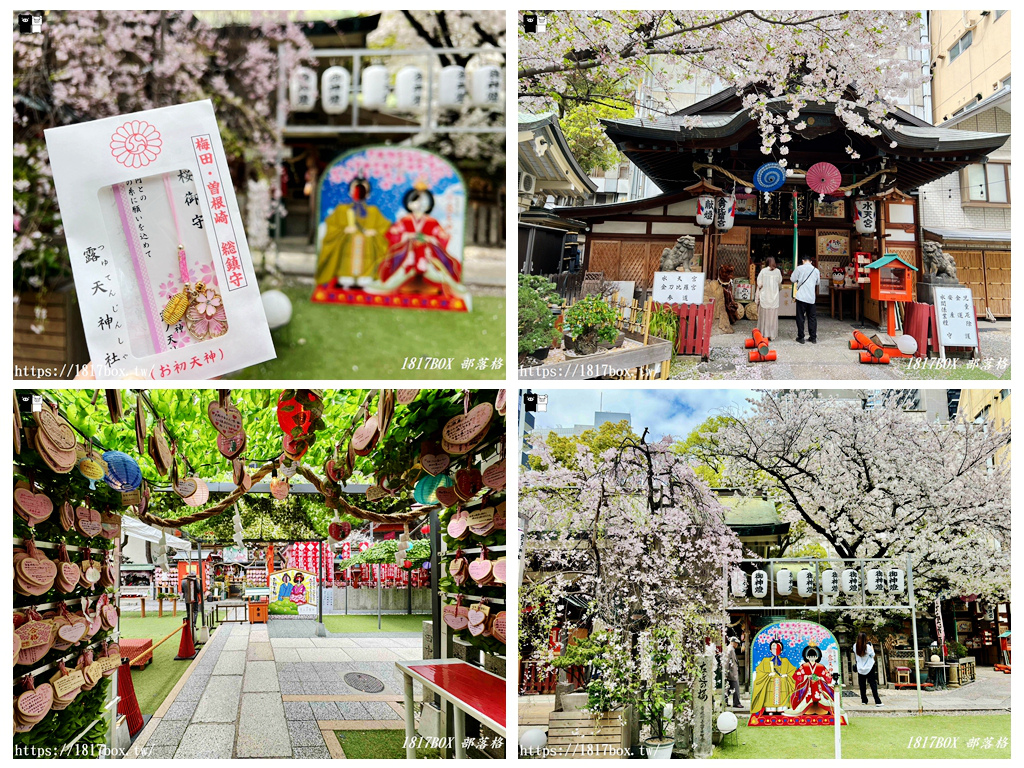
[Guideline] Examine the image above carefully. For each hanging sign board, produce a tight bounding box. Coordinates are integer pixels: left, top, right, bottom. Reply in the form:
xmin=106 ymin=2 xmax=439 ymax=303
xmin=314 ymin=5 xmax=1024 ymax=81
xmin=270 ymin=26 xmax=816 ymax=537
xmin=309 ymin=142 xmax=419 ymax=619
xmin=933 ymin=287 xmax=979 ymax=349
xmin=652 ymin=271 xmax=705 ymax=305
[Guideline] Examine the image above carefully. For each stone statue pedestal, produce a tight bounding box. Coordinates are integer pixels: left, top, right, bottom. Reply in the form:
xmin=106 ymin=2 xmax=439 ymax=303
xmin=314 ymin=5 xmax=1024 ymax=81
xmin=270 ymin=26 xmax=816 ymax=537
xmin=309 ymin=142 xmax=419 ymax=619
xmin=916 ymin=274 xmax=961 ymax=305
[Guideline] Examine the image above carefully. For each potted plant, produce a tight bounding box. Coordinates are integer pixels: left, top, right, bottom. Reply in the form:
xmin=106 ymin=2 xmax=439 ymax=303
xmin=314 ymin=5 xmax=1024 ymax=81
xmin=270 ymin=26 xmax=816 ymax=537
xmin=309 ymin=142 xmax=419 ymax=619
xmin=518 ymin=283 xmax=560 ymax=362
xmin=635 ymin=626 xmax=689 ymax=759
xmin=562 ymin=295 xmax=619 ymax=355
xmin=519 ymin=274 xmax=562 ymax=309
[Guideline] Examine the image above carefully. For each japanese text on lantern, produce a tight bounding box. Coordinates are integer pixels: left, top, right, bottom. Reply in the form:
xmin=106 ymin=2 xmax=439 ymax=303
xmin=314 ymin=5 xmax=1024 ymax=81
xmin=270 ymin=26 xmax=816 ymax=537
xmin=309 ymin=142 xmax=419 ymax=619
xmin=191 ymin=134 xmax=247 ymax=291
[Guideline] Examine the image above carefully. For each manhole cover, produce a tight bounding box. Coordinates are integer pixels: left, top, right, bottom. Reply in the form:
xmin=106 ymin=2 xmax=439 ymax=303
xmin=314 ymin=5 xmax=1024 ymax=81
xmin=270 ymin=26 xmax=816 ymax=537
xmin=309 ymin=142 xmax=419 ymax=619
xmin=344 ymin=673 xmax=385 ymax=693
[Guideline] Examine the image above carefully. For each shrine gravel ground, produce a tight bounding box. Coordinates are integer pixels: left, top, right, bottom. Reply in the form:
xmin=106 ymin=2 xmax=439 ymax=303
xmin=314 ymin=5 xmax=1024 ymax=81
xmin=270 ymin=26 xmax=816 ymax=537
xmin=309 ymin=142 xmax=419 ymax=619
xmin=230 ymin=283 xmax=505 ymax=380
xmin=669 ymin=316 xmax=1011 ymax=381
xmin=712 ymin=714 xmax=1010 ymax=759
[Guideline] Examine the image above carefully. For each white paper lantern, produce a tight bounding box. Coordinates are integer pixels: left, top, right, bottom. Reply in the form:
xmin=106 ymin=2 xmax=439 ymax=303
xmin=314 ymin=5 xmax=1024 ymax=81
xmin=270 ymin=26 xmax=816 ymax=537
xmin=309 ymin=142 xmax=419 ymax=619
xmin=854 ymin=199 xmax=876 ymax=234
xmin=471 ymin=65 xmax=503 ymax=107
xmin=361 ymin=65 xmax=389 ymax=109
xmin=438 ymin=65 xmax=467 ymax=107
xmin=896 ymin=335 xmax=919 ymax=356
xmin=730 ymin=570 xmax=747 ymax=598
xmin=395 ymin=66 xmax=425 ymax=110
xmin=751 ymin=569 xmax=769 ymax=599
xmin=717 ymin=711 xmax=738 ymax=734
xmin=321 ymin=66 xmax=350 ymax=114
xmin=520 ymin=729 xmax=548 ymax=750
xmin=820 ymin=569 xmax=839 ymax=596
xmin=696 ymin=195 xmax=715 ymax=227
xmin=289 ymin=66 xmax=317 ymax=112
xmin=887 ymin=568 xmax=906 ymax=594
xmin=865 ymin=568 xmax=886 ymax=594
xmin=841 ymin=568 xmax=861 ymax=595
xmin=261 ymin=289 xmax=292 ymax=329
xmin=776 ymin=569 xmax=793 ymax=596
xmin=715 ymin=195 xmax=736 ymax=231
xmin=797 ymin=569 xmax=815 ymax=597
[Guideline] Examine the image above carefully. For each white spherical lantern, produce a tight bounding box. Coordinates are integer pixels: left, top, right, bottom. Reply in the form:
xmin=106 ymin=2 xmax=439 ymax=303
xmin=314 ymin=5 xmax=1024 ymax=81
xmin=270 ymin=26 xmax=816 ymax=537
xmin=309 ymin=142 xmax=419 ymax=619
xmin=730 ymin=570 xmax=747 ymax=598
xmin=776 ymin=569 xmax=793 ymax=596
xmin=797 ymin=569 xmax=815 ymax=597
xmin=865 ymin=568 xmax=886 ymax=594
xmin=841 ymin=568 xmax=861 ymax=595
xmin=887 ymin=568 xmax=906 ymax=594
xmin=715 ymin=195 xmax=736 ymax=231
xmin=395 ymin=66 xmax=425 ymax=110
xmin=321 ymin=66 xmax=350 ymax=114
xmin=696 ymin=195 xmax=715 ymax=227
xmin=717 ymin=711 xmax=738 ymax=734
xmin=520 ymin=729 xmax=548 ymax=750
xmin=471 ymin=64 xmax=503 ymax=107
xmin=820 ymin=569 xmax=840 ymax=596
xmin=751 ymin=569 xmax=769 ymax=599
xmin=289 ymin=66 xmax=317 ymax=112
xmin=438 ymin=65 xmax=467 ymax=107
xmin=896 ymin=335 xmax=919 ymax=356
xmin=261 ymin=289 xmax=293 ymax=329
xmin=361 ymin=65 xmax=389 ymax=109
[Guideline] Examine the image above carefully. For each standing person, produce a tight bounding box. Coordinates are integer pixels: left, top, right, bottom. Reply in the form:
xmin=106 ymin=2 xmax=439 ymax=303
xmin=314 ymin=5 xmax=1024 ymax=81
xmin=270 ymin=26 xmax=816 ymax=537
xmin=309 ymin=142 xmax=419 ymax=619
xmin=755 ymin=258 xmax=782 ymax=340
xmin=855 ymin=632 xmax=883 ymax=707
xmin=722 ymin=636 xmax=743 ymax=708
xmin=790 ymin=254 xmax=820 ymax=344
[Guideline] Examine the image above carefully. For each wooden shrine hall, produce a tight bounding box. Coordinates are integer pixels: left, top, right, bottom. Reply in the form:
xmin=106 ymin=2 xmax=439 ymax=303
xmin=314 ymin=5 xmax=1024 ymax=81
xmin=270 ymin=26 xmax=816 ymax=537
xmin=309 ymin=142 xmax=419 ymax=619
xmin=557 ymin=87 xmax=1009 ymax=327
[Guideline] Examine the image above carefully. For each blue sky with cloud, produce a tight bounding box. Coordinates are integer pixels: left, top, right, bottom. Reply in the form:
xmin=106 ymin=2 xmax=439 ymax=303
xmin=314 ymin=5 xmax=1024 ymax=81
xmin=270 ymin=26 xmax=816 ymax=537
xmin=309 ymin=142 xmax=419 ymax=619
xmin=526 ymin=389 xmax=760 ymax=442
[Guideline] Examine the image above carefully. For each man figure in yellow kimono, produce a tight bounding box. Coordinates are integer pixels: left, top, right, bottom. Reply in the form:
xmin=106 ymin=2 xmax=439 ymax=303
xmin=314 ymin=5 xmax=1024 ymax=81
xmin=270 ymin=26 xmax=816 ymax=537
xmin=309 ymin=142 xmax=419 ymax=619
xmin=750 ymin=638 xmax=797 ymax=720
xmin=316 ymin=177 xmax=391 ymax=289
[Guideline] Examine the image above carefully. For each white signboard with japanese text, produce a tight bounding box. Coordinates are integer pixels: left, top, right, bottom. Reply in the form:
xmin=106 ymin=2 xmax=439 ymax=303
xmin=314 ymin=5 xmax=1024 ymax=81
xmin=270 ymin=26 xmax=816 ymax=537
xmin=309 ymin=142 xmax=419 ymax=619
xmin=651 ymin=271 xmax=705 ymax=305
xmin=933 ymin=287 xmax=979 ymax=349
xmin=45 ymin=100 xmax=275 ymax=379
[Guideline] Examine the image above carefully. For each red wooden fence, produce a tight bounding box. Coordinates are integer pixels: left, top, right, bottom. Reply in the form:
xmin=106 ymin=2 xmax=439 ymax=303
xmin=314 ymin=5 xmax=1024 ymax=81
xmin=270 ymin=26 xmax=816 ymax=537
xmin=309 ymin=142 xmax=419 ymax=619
xmin=664 ymin=301 xmax=715 ymax=359
xmin=518 ymin=660 xmax=588 ymax=695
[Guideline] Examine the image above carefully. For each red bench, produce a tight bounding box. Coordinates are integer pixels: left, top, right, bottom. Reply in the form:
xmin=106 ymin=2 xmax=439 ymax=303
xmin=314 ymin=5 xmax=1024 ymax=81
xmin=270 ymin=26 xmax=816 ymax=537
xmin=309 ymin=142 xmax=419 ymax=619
xmin=120 ymin=638 xmax=154 ymax=668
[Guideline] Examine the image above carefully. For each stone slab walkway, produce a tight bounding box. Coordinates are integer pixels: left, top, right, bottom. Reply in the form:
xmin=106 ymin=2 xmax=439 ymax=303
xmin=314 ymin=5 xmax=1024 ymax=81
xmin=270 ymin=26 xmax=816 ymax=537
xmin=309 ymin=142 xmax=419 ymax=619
xmin=127 ymin=620 xmax=418 ymax=759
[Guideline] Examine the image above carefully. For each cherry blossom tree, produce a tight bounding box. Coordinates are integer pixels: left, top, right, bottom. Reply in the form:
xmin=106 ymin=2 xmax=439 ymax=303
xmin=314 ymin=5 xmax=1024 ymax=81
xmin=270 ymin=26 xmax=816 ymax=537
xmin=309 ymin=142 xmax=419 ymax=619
xmin=519 ymin=10 xmax=927 ymax=164
xmin=520 ymin=433 xmax=743 ymax=674
xmin=704 ymin=391 xmax=1011 ymax=606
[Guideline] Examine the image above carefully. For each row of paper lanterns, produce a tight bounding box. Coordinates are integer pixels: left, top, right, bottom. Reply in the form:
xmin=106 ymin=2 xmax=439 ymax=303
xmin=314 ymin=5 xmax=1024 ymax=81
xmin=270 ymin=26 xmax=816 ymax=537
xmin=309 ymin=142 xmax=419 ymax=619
xmin=732 ymin=566 xmax=905 ymax=599
xmin=289 ymin=64 xmax=503 ymax=114
xmin=694 ymin=195 xmax=876 ymax=234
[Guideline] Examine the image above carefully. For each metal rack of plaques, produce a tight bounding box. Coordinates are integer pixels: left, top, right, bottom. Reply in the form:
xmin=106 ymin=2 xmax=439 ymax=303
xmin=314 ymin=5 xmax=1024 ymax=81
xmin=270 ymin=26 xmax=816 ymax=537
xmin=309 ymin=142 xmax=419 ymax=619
xmin=723 ymin=555 xmax=921 ymax=758
xmin=14 ymin=393 xmax=124 ymax=756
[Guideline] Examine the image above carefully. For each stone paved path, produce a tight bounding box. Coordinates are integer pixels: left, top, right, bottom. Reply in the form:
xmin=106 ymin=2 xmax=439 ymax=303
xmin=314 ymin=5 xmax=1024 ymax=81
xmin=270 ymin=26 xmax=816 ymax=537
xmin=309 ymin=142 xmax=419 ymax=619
xmin=131 ymin=620 xmax=421 ymax=759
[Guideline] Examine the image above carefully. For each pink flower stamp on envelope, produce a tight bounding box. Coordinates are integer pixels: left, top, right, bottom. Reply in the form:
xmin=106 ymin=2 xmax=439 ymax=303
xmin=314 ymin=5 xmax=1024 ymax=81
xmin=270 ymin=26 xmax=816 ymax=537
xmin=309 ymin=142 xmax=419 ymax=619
xmin=110 ymin=120 xmax=162 ymax=168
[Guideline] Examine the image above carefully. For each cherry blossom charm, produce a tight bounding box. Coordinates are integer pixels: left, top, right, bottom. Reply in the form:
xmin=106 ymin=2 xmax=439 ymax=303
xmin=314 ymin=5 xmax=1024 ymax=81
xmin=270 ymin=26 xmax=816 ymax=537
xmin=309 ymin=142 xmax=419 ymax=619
xmin=184 ymin=281 xmax=228 ymax=340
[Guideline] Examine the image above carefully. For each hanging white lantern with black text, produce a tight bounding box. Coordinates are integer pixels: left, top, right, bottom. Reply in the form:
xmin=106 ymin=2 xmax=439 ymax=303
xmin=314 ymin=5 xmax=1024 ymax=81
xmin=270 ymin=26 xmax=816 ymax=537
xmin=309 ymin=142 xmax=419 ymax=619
xmin=471 ymin=65 xmax=503 ymax=107
xmin=751 ymin=569 xmax=769 ymax=598
xmin=841 ymin=568 xmax=861 ymax=595
xmin=395 ymin=66 xmax=425 ymax=110
xmin=820 ymin=569 xmax=839 ymax=596
xmin=854 ymin=199 xmax=877 ymax=234
xmin=438 ymin=65 xmax=467 ymax=107
xmin=715 ymin=195 xmax=736 ymax=231
xmin=289 ymin=66 xmax=317 ymax=112
xmin=865 ymin=568 xmax=886 ymax=594
xmin=361 ymin=65 xmax=389 ymax=109
xmin=730 ymin=570 xmax=747 ymax=598
xmin=776 ymin=569 xmax=793 ymax=596
xmin=320 ymin=66 xmax=351 ymax=114
xmin=796 ymin=569 xmax=815 ymax=597
xmin=696 ymin=195 xmax=715 ymax=227
xmin=887 ymin=568 xmax=906 ymax=594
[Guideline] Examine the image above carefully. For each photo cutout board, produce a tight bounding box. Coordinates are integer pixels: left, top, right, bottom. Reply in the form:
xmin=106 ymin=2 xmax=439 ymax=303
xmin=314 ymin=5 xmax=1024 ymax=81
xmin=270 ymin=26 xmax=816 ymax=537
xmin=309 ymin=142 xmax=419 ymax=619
xmin=268 ymin=568 xmax=317 ymax=615
xmin=312 ymin=146 xmax=470 ymax=312
xmin=748 ymin=620 xmax=847 ymax=726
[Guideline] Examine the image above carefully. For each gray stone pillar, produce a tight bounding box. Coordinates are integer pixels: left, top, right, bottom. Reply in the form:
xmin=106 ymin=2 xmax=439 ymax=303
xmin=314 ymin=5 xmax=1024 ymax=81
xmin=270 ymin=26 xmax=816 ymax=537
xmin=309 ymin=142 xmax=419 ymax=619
xmin=692 ymin=655 xmax=714 ymax=758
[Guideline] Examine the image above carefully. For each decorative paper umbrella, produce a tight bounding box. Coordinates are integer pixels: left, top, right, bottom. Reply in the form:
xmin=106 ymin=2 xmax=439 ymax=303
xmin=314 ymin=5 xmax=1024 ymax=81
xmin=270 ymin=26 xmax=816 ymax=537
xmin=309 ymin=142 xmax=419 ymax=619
xmin=806 ymin=162 xmax=842 ymax=194
xmin=753 ymin=162 xmax=786 ymax=192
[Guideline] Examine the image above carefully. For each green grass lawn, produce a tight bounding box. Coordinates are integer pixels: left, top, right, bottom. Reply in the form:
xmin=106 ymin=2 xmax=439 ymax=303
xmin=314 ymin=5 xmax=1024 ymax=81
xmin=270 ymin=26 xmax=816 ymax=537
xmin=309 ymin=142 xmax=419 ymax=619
xmin=118 ymin=612 xmax=201 ymax=715
xmin=713 ymin=714 xmax=1010 ymax=759
xmin=334 ymin=729 xmax=440 ymax=759
xmin=230 ymin=284 xmax=505 ymax=379
xmin=323 ymin=613 xmax=430 ymax=634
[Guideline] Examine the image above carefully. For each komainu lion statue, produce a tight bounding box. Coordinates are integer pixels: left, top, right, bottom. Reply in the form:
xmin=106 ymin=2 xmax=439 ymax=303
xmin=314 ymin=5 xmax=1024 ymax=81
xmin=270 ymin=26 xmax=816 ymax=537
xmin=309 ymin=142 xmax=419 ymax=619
xmin=659 ymin=235 xmax=698 ymax=272
xmin=921 ymin=241 xmax=958 ymax=281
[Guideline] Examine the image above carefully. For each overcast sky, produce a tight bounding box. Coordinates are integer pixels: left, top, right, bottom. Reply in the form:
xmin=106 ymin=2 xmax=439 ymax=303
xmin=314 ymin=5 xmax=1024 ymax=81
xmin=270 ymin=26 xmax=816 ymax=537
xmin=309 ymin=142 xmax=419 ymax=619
xmin=525 ymin=388 xmax=759 ymax=442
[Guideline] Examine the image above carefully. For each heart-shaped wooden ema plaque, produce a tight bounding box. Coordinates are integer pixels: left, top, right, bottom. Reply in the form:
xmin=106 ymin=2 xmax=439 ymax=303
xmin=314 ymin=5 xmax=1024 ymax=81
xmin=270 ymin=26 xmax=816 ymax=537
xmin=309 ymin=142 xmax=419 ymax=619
xmin=208 ymin=400 xmax=243 ymax=436
xmin=492 ymin=558 xmax=507 ymax=584
xmin=491 ymin=612 xmax=506 ymax=644
xmin=396 ymin=389 xmax=419 ymax=405
xmin=14 ymin=632 xmax=21 ymax=665
xmin=442 ymin=604 xmax=469 ymax=631
xmin=442 ymin=403 xmax=494 ymax=447
xmin=482 ymin=460 xmax=506 ymax=490
xmin=16 ymin=683 xmax=54 ymax=720
xmin=16 ymin=620 xmax=55 ymax=665
xmin=75 ymin=506 xmax=103 ymax=538
xmin=468 ymin=556 xmax=492 ymax=584
xmin=455 ymin=468 xmax=483 ymax=501
xmin=446 ymin=510 xmax=468 ymax=539
xmin=59 ymin=501 xmax=75 ymax=532
xmin=351 ymin=415 xmax=379 ymax=456
xmin=99 ymin=512 xmax=121 ymax=540
xmin=36 ymin=408 xmax=76 ymax=451
xmin=18 ymin=553 xmax=58 ymax=588
xmin=101 ymin=605 xmax=118 ymax=630
xmin=57 ymin=621 xmax=86 ymax=645
xmin=14 ymin=485 xmax=53 ymax=527
xmin=435 ymin=485 xmax=459 ymax=509
xmin=495 ymin=389 xmax=506 ymax=415
xmin=174 ymin=475 xmax=197 ymax=499
xmin=365 ymin=485 xmax=389 ymax=502
xmin=324 ymin=458 xmax=340 ymax=483
xmin=217 ymin=431 xmax=246 ymax=459
xmin=420 ymin=451 xmax=450 ymax=477
xmin=58 ymin=561 xmax=81 ymax=590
